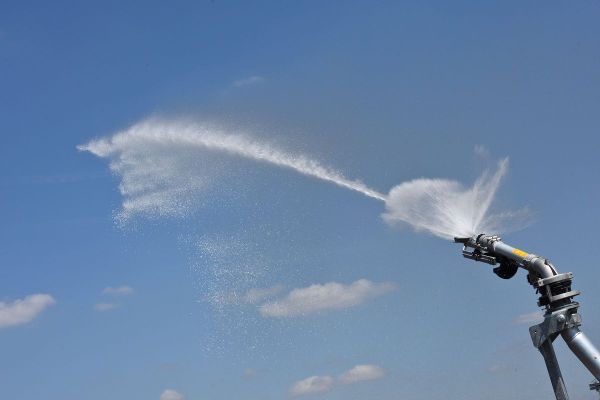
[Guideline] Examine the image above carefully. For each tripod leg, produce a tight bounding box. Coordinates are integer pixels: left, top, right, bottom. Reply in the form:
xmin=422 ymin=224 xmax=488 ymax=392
xmin=539 ymin=339 xmax=570 ymax=400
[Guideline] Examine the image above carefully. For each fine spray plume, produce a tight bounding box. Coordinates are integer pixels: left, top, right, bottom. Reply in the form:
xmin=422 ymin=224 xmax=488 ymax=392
xmin=80 ymin=117 xmax=598 ymax=399
xmin=78 ymin=118 xmax=386 ymax=222
xmin=78 ymin=117 xmax=524 ymax=240
xmin=382 ymin=157 xmax=532 ymax=240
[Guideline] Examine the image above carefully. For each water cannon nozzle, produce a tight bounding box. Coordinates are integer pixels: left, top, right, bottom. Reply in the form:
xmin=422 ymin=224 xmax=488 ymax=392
xmin=456 ymin=234 xmax=497 ymax=266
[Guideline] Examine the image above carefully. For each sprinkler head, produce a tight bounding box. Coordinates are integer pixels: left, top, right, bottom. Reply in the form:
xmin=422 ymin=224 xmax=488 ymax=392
xmin=454 ymin=235 xmax=497 ymax=265
xmin=454 ymin=234 xmax=518 ymax=279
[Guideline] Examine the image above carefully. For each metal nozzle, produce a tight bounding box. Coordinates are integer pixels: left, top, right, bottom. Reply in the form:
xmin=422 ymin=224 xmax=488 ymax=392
xmin=454 ymin=234 xmax=497 ymax=265
xmin=454 ymin=234 xmax=520 ymax=278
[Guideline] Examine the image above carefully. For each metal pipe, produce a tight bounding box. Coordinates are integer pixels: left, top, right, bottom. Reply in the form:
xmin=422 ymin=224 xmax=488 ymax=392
xmin=562 ymin=327 xmax=600 ymax=381
xmin=475 ymin=235 xmax=558 ymax=278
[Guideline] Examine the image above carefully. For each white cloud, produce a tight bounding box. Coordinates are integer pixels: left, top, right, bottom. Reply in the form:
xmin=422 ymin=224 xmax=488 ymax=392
xmin=488 ymin=364 xmax=512 ymax=374
xmin=94 ymin=303 xmax=118 ymax=312
xmin=291 ymin=364 xmax=386 ymax=396
xmin=0 ymin=293 xmax=56 ymax=329
xmin=102 ymin=285 xmax=134 ymax=296
xmin=338 ymin=364 xmax=386 ymax=384
xmin=243 ymin=368 xmax=258 ymax=378
xmin=160 ymin=389 xmax=184 ymax=400
xmin=260 ymin=279 xmax=395 ymax=317
xmin=474 ymin=144 xmax=490 ymax=157
xmin=514 ymin=310 xmax=544 ymax=325
xmin=231 ymin=75 xmax=265 ymax=88
xmin=290 ymin=376 xmax=334 ymax=396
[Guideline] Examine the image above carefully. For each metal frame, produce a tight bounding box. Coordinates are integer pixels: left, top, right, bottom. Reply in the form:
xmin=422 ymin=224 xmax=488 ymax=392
xmin=456 ymin=234 xmax=600 ymax=399
xmin=529 ymin=305 xmax=581 ymax=400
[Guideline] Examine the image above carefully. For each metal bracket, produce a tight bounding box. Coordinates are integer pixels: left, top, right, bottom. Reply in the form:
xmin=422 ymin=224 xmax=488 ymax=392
xmin=461 ymin=245 xmax=497 ymax=264
xmin=528 ymin=306 xmax=581 ymax=400
xmin=530 ymin=306 xmax=581 ymax=349
xmin=533 ymin=273 xmax=581 ymax=308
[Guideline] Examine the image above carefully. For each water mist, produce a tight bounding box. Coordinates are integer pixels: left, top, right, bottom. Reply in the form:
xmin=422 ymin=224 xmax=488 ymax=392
xmin=79 ymin=118 xmax=528 ymax=238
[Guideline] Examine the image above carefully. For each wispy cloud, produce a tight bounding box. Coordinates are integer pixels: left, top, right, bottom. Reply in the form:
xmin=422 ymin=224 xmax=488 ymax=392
xmin=474 ymin=144 xmax=490 ymax=158
xmin=94 ymin=303 xmax=118 ymax=312
xmin=160 ymin=389 xmax=184 ymax=400
xmin=243 ymin=368 xmax=258 ymax=379
xmin=231 ymin=75 xmax=265 ymax=88
xmin=338 ymin=364 xmax=386 ymax=384
xmin=290 ymin=364 xmax=386 ymax=396
xmin=488 ymin=364 xmax=513 ymax=374
xmin=0 ymin=294 xmax=56 ymax=329
xmin=94 ymin=286 xmax=133 ymax=311
xmin=102 ymin=285 xmax=134 ymax=296
xmin=514 ymin=310 xmax=544 ymax=325
xmin=260 ymin=279 xmax=395 ymax=317
xmin=290 ymin=376 xmax=334 ymax=396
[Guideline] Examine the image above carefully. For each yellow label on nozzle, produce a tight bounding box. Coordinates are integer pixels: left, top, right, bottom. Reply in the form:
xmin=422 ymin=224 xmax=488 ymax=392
xmin=512 ymin=248 xmax=529 ymax=258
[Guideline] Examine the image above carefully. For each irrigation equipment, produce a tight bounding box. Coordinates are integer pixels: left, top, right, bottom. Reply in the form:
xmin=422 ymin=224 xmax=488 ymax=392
xmin=455 ymin=234 xmax=600 ymax=400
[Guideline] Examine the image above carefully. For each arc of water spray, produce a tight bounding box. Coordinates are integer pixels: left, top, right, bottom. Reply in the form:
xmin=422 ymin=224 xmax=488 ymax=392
xmin=79 ymin=119 xmax=387 ymax=202
xmin=80 ymin=118 xmax=526 ymax=239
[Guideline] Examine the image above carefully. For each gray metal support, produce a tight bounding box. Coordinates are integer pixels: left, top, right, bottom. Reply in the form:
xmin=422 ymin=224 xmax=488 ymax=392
xmin=529 ymin=307 xmax=582 ymax=400
xmin=562 ymin=328 xmax=600 ymax=381
xmin=539 ymin=338 xmax=570 ymax=400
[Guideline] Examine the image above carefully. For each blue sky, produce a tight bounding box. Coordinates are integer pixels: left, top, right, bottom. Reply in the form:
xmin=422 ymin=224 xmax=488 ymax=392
xmin=1 ymin=1 xmax=600 ymax=399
